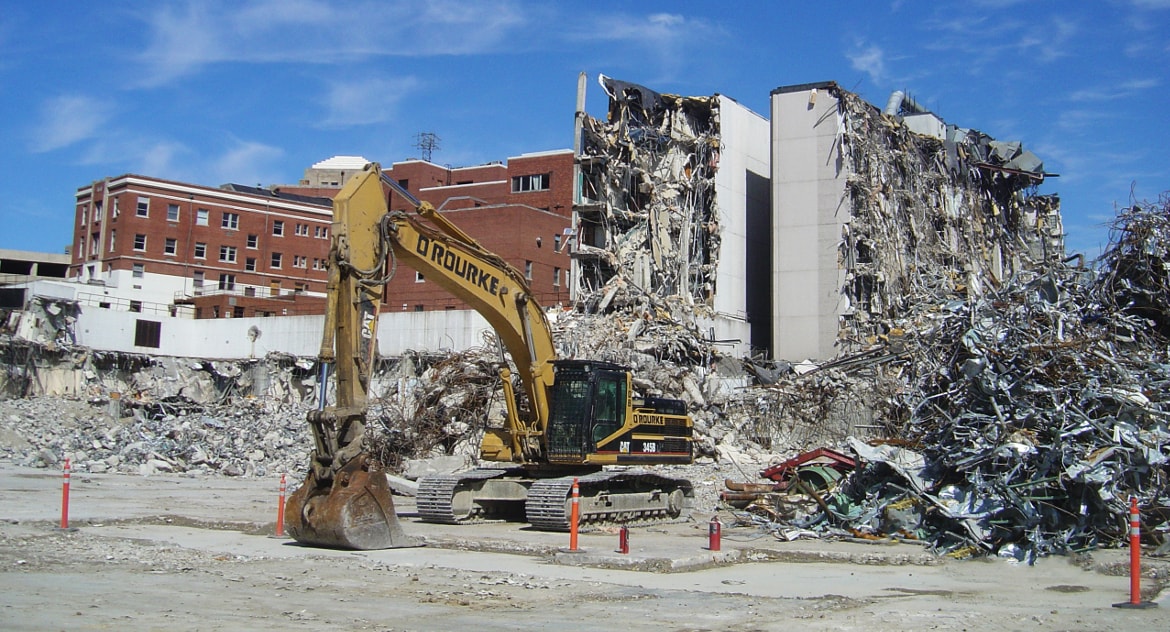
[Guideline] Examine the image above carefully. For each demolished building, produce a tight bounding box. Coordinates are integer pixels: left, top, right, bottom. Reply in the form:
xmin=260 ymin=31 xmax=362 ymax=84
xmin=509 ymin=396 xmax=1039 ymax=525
xmin=573 ymin=74 xmax=770 ymax=359
xmin=572 ymin=76 xmax=1063 ymax=367
xmin=771 ymin=82 xmax=1063 ymax=362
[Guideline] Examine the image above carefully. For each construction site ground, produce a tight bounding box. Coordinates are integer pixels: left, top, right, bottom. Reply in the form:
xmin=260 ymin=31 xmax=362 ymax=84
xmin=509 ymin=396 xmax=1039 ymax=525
xmin=1 ymin=463 xmax=1166 ymax=631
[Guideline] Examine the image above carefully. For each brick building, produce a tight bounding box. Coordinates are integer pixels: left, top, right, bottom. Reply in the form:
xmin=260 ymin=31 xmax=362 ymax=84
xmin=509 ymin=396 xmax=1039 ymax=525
xmin=70 ymin=150 xmax=575 ymax=318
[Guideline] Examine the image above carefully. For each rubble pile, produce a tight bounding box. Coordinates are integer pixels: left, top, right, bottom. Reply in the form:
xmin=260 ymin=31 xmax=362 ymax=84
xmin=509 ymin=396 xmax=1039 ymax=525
xmin=741 ymin=199 xmax=1170 ymax=559
xmin=0 ymin=394 xmax=312 ymax=477
xmin=364 ymin=347 xmax=503 ymax=470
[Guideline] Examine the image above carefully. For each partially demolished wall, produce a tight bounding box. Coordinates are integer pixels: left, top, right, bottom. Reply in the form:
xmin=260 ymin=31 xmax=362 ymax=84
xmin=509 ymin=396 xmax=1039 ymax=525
xmin=576 ymin=76 xmax=722 ymax=319
xmin=834 ymin=85 xmax=1065 ymax=353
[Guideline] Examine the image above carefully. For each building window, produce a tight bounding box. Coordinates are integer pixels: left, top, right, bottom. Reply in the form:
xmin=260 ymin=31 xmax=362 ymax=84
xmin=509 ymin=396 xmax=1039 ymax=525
xmin=246 ymin=234 xmax=258 ymax=249
xmin=415 ymin=271 xmax=425 ymax=283
xmin=553 ymin=267 xmax=561 ymax=287
xmin=129 ymin=300 xmax=143 ymax=314
xmin=194 ymin=242 xmax=207 ymax=259
xmin=134 ymin=319 xmax=161 ymax=347
xmin=222 ymin=212 xmax=239 ymax=230
xmin=220 ymin=245 xmax=237 ymax=263
xmin=295 ymin=223 xmax=309 ymax=236
xmin=109 ymin=230 xmax=116 ymax=252
xmin=511 ymin=173 xmax=550 ymax=193
xmin=164 ymin=237 xmax=177 ymax=255
xmin=167 ymin=204 xmax=180 ymax=222
xmin=196 ymin=208 xmax=209 ymax=226
xmin=193 ymin=271 xmax=204 ymax=291
xmin=90 ymin=232 xmax=99 ymax=257
xmin=112 ymin=198 xmax=120 ymax=218
xmin=294 ymin=282 xmax=308 ymax=293
xmin=414 ymin=304 xmax=424 ymax=312
xmin=80 ymin=205 xmax=87 ymax=224
xmin=270 ymin=252 xmax=282 ymax=268
xmin=232 ymin=306 xmax=244 ymax=318
xmin=218 ymin=274 xmax=236 ymax=290
xmin=524 ymin=260 xmax=533 ymax=281
xmin=136 ymin=197 xmax=149 ymax=217
xmin=133 ymin=234 xmax=147 ymax=251
xmin=245 ymin=257 xmax=256 ymax=271
xmin=293 ymin=255 xmax=307 ymax=268
xmin=132 ymin=263 xmax=145 ymax=278
xmin=272 ymin=220 xmax=284 ymax=236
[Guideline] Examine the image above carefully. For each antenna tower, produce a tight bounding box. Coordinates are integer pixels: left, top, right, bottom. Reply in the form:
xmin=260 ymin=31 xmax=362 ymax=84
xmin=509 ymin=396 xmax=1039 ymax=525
xmin=414 ymin=132 xmax=440 ymax=162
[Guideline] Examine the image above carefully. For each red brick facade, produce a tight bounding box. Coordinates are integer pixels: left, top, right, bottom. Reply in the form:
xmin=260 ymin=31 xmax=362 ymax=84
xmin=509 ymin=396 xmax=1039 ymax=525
xmin=71 ymin=151 xmax=575 ymax=318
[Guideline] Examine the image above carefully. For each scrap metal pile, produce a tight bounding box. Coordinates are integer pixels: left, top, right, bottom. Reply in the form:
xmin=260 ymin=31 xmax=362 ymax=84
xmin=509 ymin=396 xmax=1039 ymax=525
xmin=737 ymin=198 xmax=1170 ymax=560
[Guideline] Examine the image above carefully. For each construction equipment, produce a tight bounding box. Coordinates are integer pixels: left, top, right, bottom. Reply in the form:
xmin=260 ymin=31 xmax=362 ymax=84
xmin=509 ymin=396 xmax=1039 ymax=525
xmin=286 ymin=163 xmax=694 ymax=548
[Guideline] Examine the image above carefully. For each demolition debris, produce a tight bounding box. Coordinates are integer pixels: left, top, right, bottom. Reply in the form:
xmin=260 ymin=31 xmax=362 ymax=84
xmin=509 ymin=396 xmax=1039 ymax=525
xmin=729 ymin=197 xmax=1170 ymax=561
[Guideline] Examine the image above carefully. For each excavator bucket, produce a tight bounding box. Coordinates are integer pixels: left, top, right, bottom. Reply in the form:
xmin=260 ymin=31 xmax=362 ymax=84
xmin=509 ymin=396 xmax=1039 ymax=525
xmin=284 ymin=454 xmax=418 ymax=550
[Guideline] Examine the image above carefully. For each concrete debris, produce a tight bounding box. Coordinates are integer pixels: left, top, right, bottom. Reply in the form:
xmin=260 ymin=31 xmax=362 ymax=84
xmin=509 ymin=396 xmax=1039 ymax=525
xmin=2 ymin=296 xmax=80 ymax=347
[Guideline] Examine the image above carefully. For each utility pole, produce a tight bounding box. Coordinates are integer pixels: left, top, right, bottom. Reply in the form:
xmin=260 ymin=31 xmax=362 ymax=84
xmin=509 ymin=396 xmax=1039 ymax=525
xmin=414 ymin=132 xmax=440 ymax=162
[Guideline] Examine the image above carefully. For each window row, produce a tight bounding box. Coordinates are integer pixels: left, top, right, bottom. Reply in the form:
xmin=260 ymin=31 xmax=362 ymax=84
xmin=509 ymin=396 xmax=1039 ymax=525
xmin=111 ymin=199 xmax=331 ymax=239
xmin=271 ymin=220 xmax=327 ymax=238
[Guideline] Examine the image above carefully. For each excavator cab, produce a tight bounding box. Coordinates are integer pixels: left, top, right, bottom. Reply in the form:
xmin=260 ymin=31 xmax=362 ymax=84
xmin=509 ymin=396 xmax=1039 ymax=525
xmin=546 ymin=360 xmax=627 ymax=460
xmin=545 ymin=360 xmax=693 ymax=465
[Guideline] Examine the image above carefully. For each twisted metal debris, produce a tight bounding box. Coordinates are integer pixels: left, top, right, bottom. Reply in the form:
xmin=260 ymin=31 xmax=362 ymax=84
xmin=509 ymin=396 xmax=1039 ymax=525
xmin=744 ymin=196 xmax=1170 ymax=559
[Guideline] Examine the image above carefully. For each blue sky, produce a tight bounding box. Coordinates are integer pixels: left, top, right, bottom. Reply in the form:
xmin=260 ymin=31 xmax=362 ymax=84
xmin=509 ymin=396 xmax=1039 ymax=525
xmin=1 ymin=1 xmax=1167 ymax=257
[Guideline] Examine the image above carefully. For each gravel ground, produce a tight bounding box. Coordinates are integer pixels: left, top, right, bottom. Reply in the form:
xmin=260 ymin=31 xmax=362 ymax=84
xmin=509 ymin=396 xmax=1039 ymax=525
xmin=2 ymin=462 xmax=1168 ymax=631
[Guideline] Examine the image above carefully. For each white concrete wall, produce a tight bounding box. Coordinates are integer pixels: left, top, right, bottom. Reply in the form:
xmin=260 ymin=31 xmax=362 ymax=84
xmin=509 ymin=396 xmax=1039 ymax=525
xmin=72 ymin=307 xmax=494 ymax=359
xmin=710 ymin=96 xmax=771 ymax=356
xmin=771 ymin=87 xmax=849 ymax=361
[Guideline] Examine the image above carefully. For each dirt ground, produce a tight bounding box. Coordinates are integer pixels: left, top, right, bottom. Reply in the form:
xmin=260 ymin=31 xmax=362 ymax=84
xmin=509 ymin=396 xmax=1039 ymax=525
xmin=1 ymin=464 xmax=1167 ymax=631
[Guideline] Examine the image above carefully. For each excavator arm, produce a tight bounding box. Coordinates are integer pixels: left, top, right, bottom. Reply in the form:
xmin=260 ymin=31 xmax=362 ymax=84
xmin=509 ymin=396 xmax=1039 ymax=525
xmin=285 ymin=163 xmax=558 ymax=548
xmin=372 ymin=172 xmax=558 ymax=463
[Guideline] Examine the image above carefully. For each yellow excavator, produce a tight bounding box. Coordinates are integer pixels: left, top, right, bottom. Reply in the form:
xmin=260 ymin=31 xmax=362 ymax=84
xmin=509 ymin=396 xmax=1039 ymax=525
xmin=286 ymin=163 xmax=694 ymax=549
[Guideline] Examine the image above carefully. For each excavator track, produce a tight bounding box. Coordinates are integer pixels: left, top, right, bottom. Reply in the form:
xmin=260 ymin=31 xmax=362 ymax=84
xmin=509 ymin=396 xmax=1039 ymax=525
xmin=526 ymin=470 xmax=694 ymax=531
xmin=420 ymin=468 xmax=695 ymax=530
xmin=417 ymin=468 xmax=525 ymax=524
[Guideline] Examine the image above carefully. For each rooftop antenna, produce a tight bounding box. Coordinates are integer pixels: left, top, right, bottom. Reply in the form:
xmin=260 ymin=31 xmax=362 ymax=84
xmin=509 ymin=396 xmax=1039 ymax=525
xmin=414 ymin=132 xmax=440 ymax=162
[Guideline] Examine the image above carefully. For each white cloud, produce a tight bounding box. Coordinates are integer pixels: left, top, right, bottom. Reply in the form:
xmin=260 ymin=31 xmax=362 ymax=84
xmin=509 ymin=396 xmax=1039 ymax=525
xmin=848 ymin=44 xmax=887 ymax=84
xmin=211 ymin=140 xmax=285 ymax=185
xmin=319 ymin=75 xmax=421 ymax=128
xmin=137 ymin=141 xmax=191 ymax=177
xmin=564 ymin=11 xmax=722 ymax=82
xmin=30 ymin=95 xmax=115 ymax=153
xmin=135 ymin=0 xmax=529 ymax=85
xmin=1068 ymin=78 xmax=1159 ymax=102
